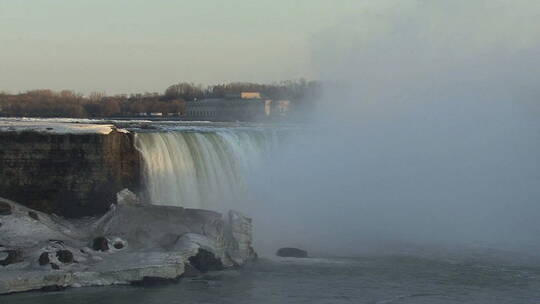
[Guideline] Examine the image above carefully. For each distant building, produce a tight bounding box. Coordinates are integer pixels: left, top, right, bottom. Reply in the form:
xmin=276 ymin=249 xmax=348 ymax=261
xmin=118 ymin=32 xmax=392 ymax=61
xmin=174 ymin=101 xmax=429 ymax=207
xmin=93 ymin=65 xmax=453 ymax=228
xmin=240 ymin=92 xmax=262 ymax=99
xmin=150 ymin=112 xmax=163 ymax=116
xmin=276 ymin=100 xmax=290 ymax=116
xmin=183 ymin=98 xmax=272 ymax=121
xmin=182 ymin=92 xmax=290 ymax=122
xmin=224 ymin=92 xmax=262 ymax=99
xmin=167 ymin=112 xmax=183 ymax=116
xmin=264 ymin=100 xmax=272 ymax=116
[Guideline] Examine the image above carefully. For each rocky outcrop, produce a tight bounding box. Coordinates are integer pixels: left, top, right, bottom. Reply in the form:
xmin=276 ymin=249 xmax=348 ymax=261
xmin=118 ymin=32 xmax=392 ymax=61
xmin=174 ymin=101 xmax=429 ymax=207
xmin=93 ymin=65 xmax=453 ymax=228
xmin=0 ymin=129 xmax=141 ymax=218
xmin=276 ymin=247 xmax=308 ymax=258
xmin=226 ymin=210 xmax=258 ymax=264
xmin=0 ymin=194 xmax=256 ymax=295
xmin=188 ymin=249 xmax=224 ymax=272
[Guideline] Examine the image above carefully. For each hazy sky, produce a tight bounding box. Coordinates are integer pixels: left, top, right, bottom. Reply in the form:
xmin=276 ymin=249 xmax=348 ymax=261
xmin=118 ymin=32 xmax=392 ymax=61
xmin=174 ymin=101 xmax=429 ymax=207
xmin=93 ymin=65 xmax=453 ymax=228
xmin=0 ymin=0 xmax=373 ymax=94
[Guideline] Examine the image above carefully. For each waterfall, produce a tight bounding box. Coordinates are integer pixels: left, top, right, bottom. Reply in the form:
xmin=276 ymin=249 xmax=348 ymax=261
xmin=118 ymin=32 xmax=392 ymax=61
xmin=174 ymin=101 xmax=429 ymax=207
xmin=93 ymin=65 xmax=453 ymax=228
xmin=134 ymin=129 xmax=277 ymax=210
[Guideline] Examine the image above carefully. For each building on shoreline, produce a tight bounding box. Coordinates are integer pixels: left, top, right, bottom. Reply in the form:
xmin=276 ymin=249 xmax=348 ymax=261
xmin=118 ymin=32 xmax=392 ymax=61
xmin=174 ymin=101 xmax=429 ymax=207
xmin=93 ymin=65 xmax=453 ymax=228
xmin=183 ymin=92 xmax=289 ymax=121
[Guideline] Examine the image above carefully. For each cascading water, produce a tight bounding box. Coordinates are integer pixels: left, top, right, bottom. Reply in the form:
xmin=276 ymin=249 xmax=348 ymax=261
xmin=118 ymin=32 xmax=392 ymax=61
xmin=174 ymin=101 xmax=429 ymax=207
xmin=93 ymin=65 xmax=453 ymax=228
xmin=134 ymin=129 xmax=278 ymax=210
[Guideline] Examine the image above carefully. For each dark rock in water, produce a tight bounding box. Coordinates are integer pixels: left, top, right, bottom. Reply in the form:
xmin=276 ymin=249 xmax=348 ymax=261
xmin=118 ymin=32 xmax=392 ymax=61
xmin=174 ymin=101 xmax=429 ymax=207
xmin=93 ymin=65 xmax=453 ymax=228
xmin=113 ymin=241 xmax=124 ymax=250
xmin=188 ymin=249 xmax=224 ymax=272
xmin=92 ymin=237 xmax=109 ymax=251
xmin=38 ymin=252 xmax=50 ymax=266
xmin=0 ymin=201 xmax=12 ymax=216
xmin=276 ymin=247 xmax=308 ymax=258
xmin=41 ymin=285 xmax=65 ymax=292
xmin=50 ymin=263 xmax=60 ymax=270
xmin=28 ymin=211 xmax=39 ymax=221
xmin=56 ymin=250 xmax=74 ymax=264
xmin=0 ymin=249 xmax=24 ymax=266
xmin=182 ymin=263 xmax=202 ymax=278
xmin=131 ymin=276 xmax=180 ymax=286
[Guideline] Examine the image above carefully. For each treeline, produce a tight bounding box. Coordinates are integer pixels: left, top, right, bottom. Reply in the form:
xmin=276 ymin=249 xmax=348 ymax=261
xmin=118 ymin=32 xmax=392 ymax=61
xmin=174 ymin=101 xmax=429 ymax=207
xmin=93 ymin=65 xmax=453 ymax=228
xmin=0 ymin=80 xmax=321 ymax=118
xmin=164 ymin=79 xmax=321 ymax=101
xmin=0 ymin=90 xmax=185 ymax=118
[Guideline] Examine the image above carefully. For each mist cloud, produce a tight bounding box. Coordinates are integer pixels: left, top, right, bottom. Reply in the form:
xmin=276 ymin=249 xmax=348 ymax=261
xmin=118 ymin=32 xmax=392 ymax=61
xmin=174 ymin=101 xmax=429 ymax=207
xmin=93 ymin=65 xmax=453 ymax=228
xmin=241 ymin=0 xmax=540 ymax=257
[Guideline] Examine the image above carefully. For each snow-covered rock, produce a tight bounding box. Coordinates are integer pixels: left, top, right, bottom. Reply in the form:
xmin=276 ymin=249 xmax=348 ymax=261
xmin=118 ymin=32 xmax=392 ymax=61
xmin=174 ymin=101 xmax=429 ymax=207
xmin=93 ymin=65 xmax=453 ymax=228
xmin=0 ymin=119 xmax=126 ymax=134
xmin=116 ymin=189 xmax=143 ymax=206
xmin=0 ymin=194 xmax=256 ymax=294
xmin=225 ymin=210 xmax=258 ymax=265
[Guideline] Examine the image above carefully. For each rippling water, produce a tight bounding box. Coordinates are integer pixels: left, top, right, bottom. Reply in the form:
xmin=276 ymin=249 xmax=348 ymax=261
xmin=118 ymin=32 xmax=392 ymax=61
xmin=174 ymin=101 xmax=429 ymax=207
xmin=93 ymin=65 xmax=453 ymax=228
xmin=6 ymin=255 xmax=540 ymax=304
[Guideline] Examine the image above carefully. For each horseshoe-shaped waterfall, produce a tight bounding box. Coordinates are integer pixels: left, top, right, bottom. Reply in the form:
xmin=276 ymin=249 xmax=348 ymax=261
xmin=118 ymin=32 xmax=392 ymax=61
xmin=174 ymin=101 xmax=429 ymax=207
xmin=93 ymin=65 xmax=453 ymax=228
xmin=135 ymin=129 xmax=279 ymax=210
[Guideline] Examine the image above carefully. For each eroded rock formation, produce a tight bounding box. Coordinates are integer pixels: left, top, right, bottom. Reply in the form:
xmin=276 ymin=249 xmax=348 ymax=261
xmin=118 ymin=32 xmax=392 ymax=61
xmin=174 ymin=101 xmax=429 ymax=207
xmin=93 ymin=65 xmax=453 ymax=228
xmin=0 ymin=193 xmax=257 ymax=294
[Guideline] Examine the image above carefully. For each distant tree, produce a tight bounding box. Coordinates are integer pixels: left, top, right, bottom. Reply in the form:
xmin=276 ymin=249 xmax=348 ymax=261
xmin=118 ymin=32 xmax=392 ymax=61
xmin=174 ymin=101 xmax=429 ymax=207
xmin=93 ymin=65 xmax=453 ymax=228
xmin=101 ymin=100 xmax=121 ymax=117
xmin=89 ymin=91 xmax=106 ymax=102
xmin=164 ymin=83 xmax=204 ymax=101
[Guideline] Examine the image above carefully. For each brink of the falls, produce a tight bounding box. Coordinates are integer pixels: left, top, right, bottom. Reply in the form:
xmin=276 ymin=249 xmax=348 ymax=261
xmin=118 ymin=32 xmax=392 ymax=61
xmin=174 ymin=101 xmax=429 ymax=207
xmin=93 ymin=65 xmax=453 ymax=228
xmin=135 ymin=129 xmax=279 ymax=210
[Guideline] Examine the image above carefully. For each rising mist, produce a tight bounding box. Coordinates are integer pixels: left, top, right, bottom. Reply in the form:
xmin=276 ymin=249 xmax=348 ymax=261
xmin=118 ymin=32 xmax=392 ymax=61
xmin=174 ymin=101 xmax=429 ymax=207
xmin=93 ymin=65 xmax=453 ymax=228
xmin=238 ymin=0 xmax=540 ymax=257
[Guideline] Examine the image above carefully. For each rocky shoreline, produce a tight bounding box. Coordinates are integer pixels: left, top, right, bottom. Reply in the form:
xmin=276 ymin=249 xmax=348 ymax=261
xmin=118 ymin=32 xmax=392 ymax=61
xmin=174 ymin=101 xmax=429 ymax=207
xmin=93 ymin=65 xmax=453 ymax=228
xmin=0 ymin=191 xmax=257 ymax=295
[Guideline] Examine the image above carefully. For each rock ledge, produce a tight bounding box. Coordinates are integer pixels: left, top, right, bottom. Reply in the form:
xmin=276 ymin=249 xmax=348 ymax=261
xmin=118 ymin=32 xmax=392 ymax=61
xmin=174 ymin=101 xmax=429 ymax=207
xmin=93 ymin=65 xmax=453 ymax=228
xmin=0 ymin=194 xmax=256 ymax=295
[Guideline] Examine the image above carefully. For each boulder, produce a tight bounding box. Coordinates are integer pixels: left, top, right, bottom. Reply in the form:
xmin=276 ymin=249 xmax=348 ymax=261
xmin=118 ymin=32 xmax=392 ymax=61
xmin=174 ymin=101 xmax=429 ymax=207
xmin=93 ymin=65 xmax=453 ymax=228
xmin=38 ymin=252 xmax=50 ymax=266
xmin=0 ymin=249 xmax=24 ymax=266
xmin=113 ymin=240 xmax=125 ymax=250
xmin=41 ymin=285 xmax=65 ymax=292
xmin=92 ymin=237 xmax=109 ymax=251
xmin=0 ymin=201 xmax=11 ymax=216
xmin=28 ymin=211 xmax=39 ymax=221
xmin=131 ymin=276 xmax=180 ymax=286
xmin=56 ymin=250 xmax=74 ymax=264
xmin=182 ymin=263 xmax=202 ymax=278
xmin=276 ymin=247 xmax=308 ymax=258
xmin=188 ymin=248 xmax=224 ymax=272
xmin=116 ymin=189 xmax=142 ymax=206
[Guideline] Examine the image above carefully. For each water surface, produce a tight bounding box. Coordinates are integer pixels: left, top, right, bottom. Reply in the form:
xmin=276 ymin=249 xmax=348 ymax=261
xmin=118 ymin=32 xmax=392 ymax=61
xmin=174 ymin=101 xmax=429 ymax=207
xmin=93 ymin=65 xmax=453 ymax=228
xmin=6 ymin=255 xmax=540 ymax=304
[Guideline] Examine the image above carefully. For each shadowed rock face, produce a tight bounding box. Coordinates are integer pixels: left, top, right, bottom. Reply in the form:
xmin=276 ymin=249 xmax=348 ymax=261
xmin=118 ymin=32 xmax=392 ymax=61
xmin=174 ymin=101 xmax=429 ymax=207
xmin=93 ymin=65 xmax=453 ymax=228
xmin=56 ymin=250 xmax=74 ymax=264
xmin=38 ymin=252 xmax=50 ymax=266
xmin=0 ymin=249 xmax=23 ymax=266
xmin=0 ymin=130 xmax=141 ymax=218
xmin=0 ymin=202 xmax=12 ymax=215
xmin=276 ymin=247 xmax=308 ymax=258
xmin=92 ymin=237 xmax=109 ymax=252
xmin=188 ymin=249 xmax=224 ymax=272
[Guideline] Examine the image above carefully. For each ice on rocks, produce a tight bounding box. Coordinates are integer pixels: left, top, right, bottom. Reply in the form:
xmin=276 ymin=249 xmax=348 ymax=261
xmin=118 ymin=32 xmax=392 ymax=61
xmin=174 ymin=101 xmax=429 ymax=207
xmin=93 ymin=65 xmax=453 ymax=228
xmin=0 ymin=193 xmax=256 ymax=294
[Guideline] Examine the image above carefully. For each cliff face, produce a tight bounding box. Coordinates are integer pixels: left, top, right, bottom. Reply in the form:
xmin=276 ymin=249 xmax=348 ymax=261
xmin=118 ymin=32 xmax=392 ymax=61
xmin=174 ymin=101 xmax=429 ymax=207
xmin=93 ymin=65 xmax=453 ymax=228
xmin=0 ymin=130 xmax=141 ymax=218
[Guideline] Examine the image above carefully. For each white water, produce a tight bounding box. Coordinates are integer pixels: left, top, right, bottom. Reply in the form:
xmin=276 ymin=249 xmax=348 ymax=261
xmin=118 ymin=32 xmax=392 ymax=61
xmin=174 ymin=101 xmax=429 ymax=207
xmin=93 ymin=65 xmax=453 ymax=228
xmin=135 ymin=130 xmax=278 ymax=210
